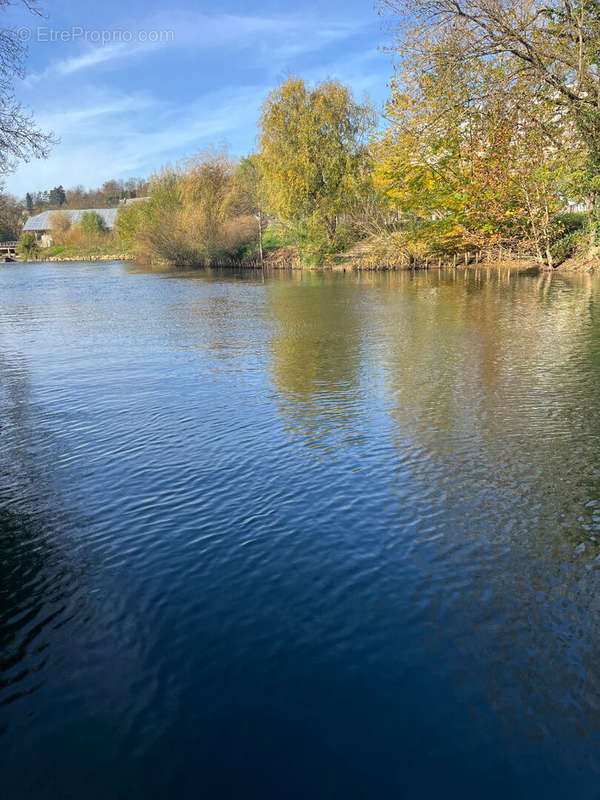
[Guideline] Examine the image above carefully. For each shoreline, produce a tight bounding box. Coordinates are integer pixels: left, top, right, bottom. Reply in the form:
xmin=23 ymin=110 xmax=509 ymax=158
xmin=12 ymin=251 xmax=597 ymax=273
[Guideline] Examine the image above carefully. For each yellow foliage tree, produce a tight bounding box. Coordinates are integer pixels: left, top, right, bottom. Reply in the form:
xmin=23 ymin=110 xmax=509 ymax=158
xmin=259 ymin=77 xmax=375 ymax=259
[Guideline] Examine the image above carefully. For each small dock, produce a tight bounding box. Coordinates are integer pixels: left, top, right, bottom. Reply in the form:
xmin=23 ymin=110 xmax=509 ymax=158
xmin=0 ymin=241 xmax=19 ymax=261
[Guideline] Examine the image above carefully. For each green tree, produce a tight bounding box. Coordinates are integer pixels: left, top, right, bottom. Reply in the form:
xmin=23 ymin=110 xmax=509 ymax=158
xmin=80 ymin=210 xmax=107 ymax=236
xmin=115 ymin=202 xmax=145 ymax=250
xmin=18 ymin=232 xmax=37 ymax=258
xmin=259 ymin=77 xmax=376 ymax=260
xmin=48 ymin=185 xmax=66 ymax=207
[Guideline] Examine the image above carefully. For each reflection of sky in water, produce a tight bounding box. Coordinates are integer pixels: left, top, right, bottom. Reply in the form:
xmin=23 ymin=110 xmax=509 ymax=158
xmin=1 ymin=262 xmax=600 ymax=798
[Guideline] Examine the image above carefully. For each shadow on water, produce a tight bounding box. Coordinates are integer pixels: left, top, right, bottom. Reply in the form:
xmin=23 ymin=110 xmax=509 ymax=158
xmin=0 ymin=350 xmax=88 ymax=727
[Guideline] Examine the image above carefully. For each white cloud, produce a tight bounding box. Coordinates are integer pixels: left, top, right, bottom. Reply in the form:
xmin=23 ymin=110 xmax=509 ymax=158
xmin=5 ymin=84 xmax=265 ymax=194
xmin=25 ymin=9 xmax=371 ymax=82
xmin=5 ymin=7 xmax=387 ymax=196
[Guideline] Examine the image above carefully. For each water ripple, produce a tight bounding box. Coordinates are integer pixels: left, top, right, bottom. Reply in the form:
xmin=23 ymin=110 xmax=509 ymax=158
xmin=1 ymin=264 xmax=600 ymax=797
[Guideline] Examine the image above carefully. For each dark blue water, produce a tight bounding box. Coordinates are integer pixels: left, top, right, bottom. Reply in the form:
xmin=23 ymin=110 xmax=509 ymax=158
xmin=2 ymin=262 xmax=600 ymax=798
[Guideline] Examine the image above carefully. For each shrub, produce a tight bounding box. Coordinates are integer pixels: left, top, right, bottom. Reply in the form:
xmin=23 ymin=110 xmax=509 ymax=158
xmin=49 ymin=212 xmax=71 ymax=245
xmin=18 ymin=232 xmax=37 ymax=258
xmin=125 ymin=153 xmax=260 ymax=266
xmin=115 ymin=203 xmax=144 ymax=249
xmin=65 ymin=226 xmax=85 ymax=250
xmin=553 ymin=212 xmax=588 ymax=234
xmin=551 ymin=230 xmax=584 ymax=264
xmin=80 ymin=211 xmax=107 ymax=236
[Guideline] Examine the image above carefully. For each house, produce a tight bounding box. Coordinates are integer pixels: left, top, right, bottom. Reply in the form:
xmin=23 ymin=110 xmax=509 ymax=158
xmin=23 ymin=208 xmax=119 ymax=247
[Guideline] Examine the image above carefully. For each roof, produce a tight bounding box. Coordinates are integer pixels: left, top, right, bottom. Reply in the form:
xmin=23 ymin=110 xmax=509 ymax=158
xmin=23 ymin=208 xmax=119 ymax=232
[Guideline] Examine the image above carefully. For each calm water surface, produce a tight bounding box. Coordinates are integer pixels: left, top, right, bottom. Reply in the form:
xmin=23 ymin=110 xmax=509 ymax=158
xmin=2 ymin=262 xmax=600 ymax=798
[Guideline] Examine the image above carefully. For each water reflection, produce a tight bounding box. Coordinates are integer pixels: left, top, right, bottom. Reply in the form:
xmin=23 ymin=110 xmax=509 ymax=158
xmin=0 ymin=349 xmax=87 ymax=716
xmin=374 ymin=271 xmax=600 ymax=762
xmin=268 ymin=272 xmax=366 ymax=453
xmin=2 ymin=263 xmax=600 ymax=797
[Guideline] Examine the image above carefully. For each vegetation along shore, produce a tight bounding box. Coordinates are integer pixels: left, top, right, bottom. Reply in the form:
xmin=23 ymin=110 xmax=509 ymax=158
xmin=7 ymin=0 xmax=600 ymax=272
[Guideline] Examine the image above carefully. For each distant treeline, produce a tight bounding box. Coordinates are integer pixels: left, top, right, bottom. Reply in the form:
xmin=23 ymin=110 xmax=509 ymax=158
xmin=26 ymin=177 xmax=150 ymax=213
xmin=0 ymin=178 xmax=151 ymax=242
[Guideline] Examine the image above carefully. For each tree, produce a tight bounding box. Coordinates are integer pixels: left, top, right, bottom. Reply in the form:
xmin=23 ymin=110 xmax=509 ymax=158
xmin=119 ymin=153 xmax=257 ymax=266
xmin=378 ymin=0 xmax=600 ymax=224
xmin=176 ymin=149 xmax=256 ymax=265
xmin=18 ymin=231 xmax=37 ymax=258
xmin=48 ymin=185 xmax=66 ymax=207
xmin=0 ymin=1 xmax=55 ymax=174
xmin=102 ymin=179 xmax=122 ymax=205
xmin=232 ymin=155 xmax=266 ymax=266
xmin=115 ymin=202 xmax=144 ymax=249
xmin=259 ymin=77 xmax=376 ymax=259
xmin=25 ymin=192 xmax=33 ymax=213
xmin=375 ymin=7 xmax=578 ymax=266
xmin=80 ymin=210 xmax=106 ymax=236
xmin=0 ymin=190 xmax=24 ymax=238
xmin=49 ymin=211 xmax=70 ymax=244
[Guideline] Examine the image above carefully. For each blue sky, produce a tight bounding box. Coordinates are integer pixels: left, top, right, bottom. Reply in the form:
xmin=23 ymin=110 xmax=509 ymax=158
xmin=4 ymin=0 xmax=394 ymax=198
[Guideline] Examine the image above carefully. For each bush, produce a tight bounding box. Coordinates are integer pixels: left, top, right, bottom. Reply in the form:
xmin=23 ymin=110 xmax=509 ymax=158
xmin=115 ymin=203 xmax=144 ymax=249
xmin=262 ymin=225 xmax=293 ymax=250
xmin=80 ymin=211 xmax=107 ymax=236
xmin=49 ymin=212 xmax=71 ymax=245
xmin=65 ymin=226 xmax=85 ymax=250
xmin=551 ymin=230 xmax=584 ymax=264
xmin=123 ymin=153 xmax=260 ymax=266
xmin=18 ymin=232 xmax=38 ymax=258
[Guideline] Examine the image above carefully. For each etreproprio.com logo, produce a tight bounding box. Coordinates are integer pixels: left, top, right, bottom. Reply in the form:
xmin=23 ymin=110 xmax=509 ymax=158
xmin=17 ymin=26 xmax=175 ymax=44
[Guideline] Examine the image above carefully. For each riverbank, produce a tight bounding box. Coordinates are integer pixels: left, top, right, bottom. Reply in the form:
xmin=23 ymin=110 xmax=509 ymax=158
xmin=262 ymin=246 xmax=597 ymax=274
xmin=17 ymin=245 xmax=597 ymax=273
xmin=30 ymin=253 xmax=135 ymax=263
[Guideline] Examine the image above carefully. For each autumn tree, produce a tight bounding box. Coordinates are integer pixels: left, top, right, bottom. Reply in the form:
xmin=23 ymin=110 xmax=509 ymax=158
xmin=375 ymin=12 xmax=577 ymax=265
xmin=49 ymin=211 xmax=71 ymax=245
xmin=259 ymin=77 xmax=376 ymax=259
xmin=378 ymin=0 xmax=600 ymax=224
xmin=121 ymin=152 xmax=257 ymax=267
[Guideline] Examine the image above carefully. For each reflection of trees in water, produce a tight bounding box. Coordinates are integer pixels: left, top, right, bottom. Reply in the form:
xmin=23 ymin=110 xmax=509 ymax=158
xmin=380 ymin=270 xmax=600 ymax=514
xmin=0 ymin=350 xmax=85 ymax=718
xmin=377 ymin=270 xmax=600 ymax=757
xmin=267 ymin=272 xmax=365 ymax=453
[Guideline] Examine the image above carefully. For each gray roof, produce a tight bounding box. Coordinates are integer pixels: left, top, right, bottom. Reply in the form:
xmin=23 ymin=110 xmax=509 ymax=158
xmin=23 ymin=208 xmax=119 ymax=232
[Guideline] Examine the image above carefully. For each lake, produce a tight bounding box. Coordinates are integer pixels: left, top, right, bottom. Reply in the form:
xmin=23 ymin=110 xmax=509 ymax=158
xmin=2 ymin=261 xmax=600 ymax=798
